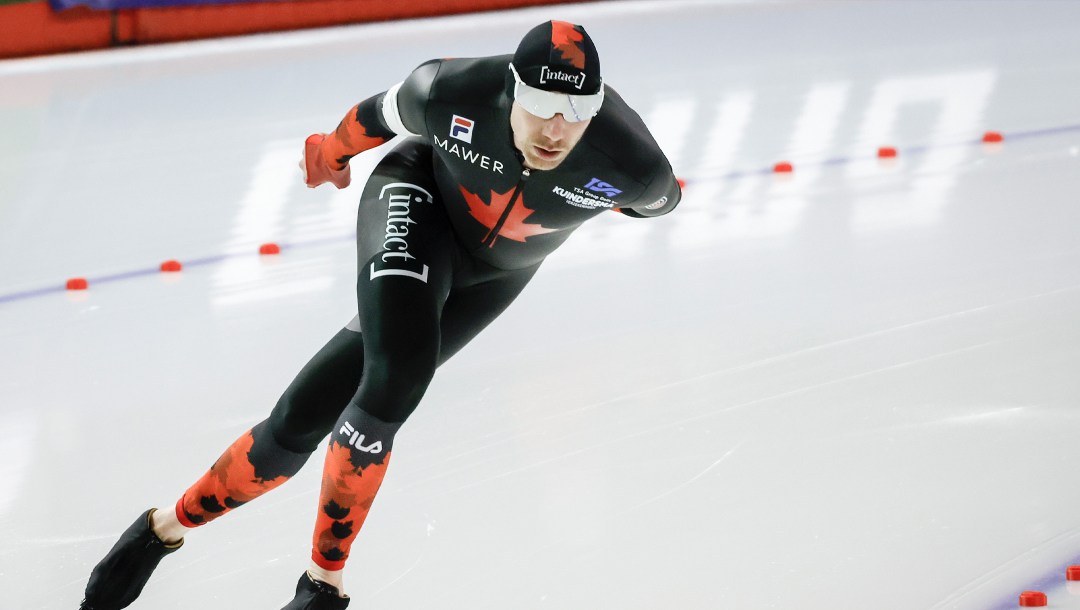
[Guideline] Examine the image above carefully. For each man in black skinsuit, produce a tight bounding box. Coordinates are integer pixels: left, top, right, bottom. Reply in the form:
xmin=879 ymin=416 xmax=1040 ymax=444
xmin=80 ymin=20 xmax=680 ymax=610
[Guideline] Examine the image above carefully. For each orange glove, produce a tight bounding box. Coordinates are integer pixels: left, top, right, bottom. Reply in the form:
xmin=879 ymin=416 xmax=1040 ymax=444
xmin=300 ymin=133 xmax=351 ymax=189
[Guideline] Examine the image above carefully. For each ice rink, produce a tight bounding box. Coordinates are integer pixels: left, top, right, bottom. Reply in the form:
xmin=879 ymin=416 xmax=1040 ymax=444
xmin=3 ymin=0 xmax=1080 ymax=608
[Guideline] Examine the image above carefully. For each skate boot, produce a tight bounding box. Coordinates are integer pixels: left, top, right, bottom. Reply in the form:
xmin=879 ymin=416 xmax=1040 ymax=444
xmin=79 ymin=508 xmax=183 ymax=610
xmin=281 ymin=572 xmax=350 ymax=610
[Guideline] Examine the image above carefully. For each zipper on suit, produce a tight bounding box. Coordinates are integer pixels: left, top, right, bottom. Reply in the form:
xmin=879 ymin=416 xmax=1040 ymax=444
xmin=482 ymin=167 xmax=531 ymax=248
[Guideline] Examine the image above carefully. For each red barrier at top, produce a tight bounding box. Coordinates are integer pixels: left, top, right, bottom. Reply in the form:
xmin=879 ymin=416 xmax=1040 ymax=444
xmin=0 ymin=0 xmax=591 ymax=59
xmin=0 ymin=2 xmax=117 ymax=57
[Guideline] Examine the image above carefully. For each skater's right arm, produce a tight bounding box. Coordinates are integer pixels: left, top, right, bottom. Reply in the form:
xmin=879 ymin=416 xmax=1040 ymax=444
xmin=301 ymin=60 xmax=440 ymax=189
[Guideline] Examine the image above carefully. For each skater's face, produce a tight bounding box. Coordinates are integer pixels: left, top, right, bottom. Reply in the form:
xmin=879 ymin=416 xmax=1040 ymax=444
xmin=510 ymin=101 xmax=591 ymax=171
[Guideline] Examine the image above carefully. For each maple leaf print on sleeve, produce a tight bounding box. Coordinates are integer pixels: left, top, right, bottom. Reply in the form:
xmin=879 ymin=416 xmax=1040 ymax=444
xmin=322 ymin=103 xmax=393 ymax=167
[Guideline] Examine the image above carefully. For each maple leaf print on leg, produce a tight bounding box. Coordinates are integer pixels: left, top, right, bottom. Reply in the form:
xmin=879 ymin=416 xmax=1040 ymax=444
xmin=311 ymin=440 xmax=391 ymax=570
xmin=177 ymin=426 xmax=296 ymax=527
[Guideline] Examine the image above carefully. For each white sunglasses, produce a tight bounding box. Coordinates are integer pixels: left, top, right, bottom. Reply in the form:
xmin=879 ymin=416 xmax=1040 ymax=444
xmin=509 ymin=63 xmax=604 ymax=122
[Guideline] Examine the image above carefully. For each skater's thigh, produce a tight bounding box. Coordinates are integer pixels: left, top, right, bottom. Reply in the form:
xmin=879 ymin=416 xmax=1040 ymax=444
xmin=436 ymin=261 xmax=542 ymax=365
xmin=348 ymin=139 xmax=457 ymax=422
xmin=353 ymin=138 xmax=455 ymax=356
xmin=355 ymin=138 xmax=454 ymax=281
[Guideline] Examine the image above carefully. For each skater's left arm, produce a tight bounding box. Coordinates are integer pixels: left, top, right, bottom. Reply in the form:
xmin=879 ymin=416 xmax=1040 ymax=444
xmin=617 ymin=165 xmax=682 ymax=218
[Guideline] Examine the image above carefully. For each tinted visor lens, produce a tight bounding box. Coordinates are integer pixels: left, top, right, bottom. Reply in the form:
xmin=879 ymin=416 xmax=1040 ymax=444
xmin=509 ymin=63 xmax=603 ymax=122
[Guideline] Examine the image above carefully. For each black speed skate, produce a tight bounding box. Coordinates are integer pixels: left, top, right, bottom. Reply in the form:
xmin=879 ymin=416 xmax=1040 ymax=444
xmin=281 ymin=572 xmax=350 ymax=610
xmin=79 ymin=508 xmax=183 ymax=610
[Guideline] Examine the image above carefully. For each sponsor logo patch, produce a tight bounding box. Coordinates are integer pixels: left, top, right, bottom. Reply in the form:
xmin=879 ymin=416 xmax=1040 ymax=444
xmin=433 ymin=135 xmax=505 ymax=174
xmin=369 ymin=182 xmax=434 ymax=283
xmin=584 ymin=178 xmax=622 ymax=198
xmin=450 ymin=115 xmax=474 ymax=143
xmin=540 ymin=66 xmax=586 ymax=90
xmin=339 ymin=421 xmax=383 ymax=454
xmin=644 ymin=196 xmax=668 ymax=210
xmin=553 ymin=185 xmax=615 ymax=210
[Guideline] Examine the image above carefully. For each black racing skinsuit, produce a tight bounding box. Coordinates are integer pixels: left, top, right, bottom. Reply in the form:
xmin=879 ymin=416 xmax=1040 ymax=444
xmin=77 ymin=53 xmax=685 ymax=588
xmin=268 ymin=54 xmax=682 ymax=452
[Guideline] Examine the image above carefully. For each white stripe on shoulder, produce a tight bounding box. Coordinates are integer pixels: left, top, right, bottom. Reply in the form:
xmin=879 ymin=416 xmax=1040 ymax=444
xmin=381 ymin=81 xmax=419 ymax=137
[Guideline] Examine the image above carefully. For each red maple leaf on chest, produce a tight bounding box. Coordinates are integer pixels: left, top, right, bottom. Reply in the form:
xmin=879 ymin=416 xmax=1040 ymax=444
xmin=458 ymin=185 xmax=557 ymax=247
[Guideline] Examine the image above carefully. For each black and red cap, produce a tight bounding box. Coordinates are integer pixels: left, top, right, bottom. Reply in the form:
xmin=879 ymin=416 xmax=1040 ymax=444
xmin=511 ymin=20 xmax=602 ymax=95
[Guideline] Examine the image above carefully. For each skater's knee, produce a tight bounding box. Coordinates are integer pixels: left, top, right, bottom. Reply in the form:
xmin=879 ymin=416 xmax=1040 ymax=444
xmin=352 ymin=354 xmax=436 ymax=423
xmin=369 ymin=330 xmax=437 ymax=383
xmin=269 ymin=392 xmax=336 ymax=453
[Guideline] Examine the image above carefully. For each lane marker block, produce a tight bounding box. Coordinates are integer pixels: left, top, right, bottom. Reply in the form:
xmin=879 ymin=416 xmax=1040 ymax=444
xmin=259 ymin=243 xmax=281 ymax=255
xmin=1019 ymin=590 xmax=1047 ymax=607
xmin=878 ymin=146 xmax=898 ymax=158
xmin=773 ymin=161 xmax=793 ymax=173
xmin=1067 ymin=565 xmax=1080 ymax=580
xmin=66 ymin=278 xmax=88 ymax=291
xmin=983 ymin=131 xmax=1004 ymax=143
xmin=160 ymin=260 xmax=183 ymax=272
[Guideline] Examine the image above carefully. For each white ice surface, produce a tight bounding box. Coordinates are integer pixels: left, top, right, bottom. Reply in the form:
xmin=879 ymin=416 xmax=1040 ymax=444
xmin=2 ymin=1 xmax=1080 ymax=609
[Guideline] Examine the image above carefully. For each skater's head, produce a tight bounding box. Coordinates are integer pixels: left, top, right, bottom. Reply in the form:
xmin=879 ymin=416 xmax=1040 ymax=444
xmin=508 ymin=20 xmax=603 ymax=170
xmin=511 ymin=20 xmax=602 ymax=97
